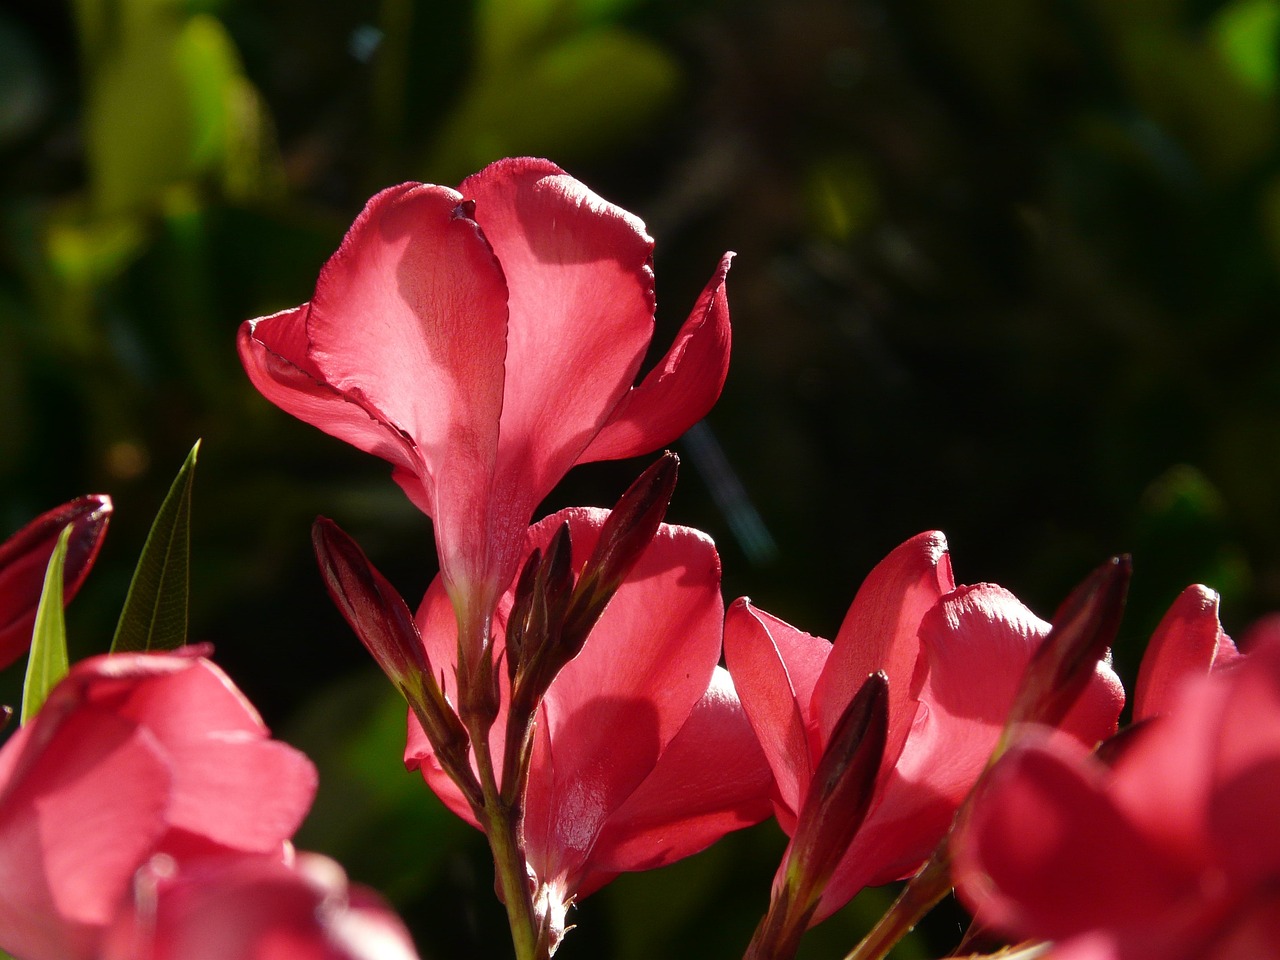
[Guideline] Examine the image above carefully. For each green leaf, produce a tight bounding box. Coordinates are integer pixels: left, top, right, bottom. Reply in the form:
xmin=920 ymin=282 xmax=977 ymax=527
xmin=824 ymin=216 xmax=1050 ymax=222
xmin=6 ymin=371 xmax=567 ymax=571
xmin=111 ymin=440 xmax=200 ymax=653
xmin=21 ymin=524 xmax=73 ymax=725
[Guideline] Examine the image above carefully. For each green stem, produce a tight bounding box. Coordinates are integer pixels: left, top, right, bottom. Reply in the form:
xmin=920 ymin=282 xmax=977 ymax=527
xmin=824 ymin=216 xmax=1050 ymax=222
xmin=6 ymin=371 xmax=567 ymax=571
xmin=473 ymin=732 xmax=543 ymax=960
xmin=455 ymin=609 xmax=545 ymax=960
xmin=840 ymin=849 xmax=952 ymax=960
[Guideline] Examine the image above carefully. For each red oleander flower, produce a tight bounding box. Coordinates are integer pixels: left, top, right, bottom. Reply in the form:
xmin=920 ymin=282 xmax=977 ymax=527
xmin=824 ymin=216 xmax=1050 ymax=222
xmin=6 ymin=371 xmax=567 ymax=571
xmin=102 ymin=852 xmax=421 ymax=960
xmin=0 ymin=650 xmax=317 ymax=960
xmin=404 ymin=508 xmax=772 ymax=943
xmin=723 ymin=532 xmax=1125 ymax=922
xmin=239 ymin=158 xmax=732 ymax=666
xmin=952 ymin=593 xmax=1269 ymax=960
xmin=0 ymin=494 xmax=112 ymax=668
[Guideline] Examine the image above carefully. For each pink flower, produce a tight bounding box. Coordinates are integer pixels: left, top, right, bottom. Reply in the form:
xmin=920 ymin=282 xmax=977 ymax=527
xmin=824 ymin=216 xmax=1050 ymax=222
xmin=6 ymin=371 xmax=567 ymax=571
xmin=0 ymin=494 xmax=112 ymax=668
xmin=404 ymin=508 xmax=772 ymax=939
xmin=238 ymin=158 xmax=732 ymax=660
xmin=0 ymin=650 xmax=317 ymax=960
xmin=102 ymin=852 xmax=420 ymax=960
xmin=952 ymin=598 xmax=1275 ymax=960
xmin=723 ymin=532 xmax=1124 ymax=922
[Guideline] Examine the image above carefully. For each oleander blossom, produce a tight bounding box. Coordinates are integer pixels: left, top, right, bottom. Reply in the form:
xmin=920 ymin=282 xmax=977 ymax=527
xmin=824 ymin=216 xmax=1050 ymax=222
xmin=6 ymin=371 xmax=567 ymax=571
xmin=0 ymin=650 xmax=317 ymax=960
xmin=723 ymin=532 xmax=1125 ymax=922
xmin=238 ymin=158 xmax=732 ymax=665
xmin=404 ymin=508 xmax=772 ymax=943
xmin=952 ymin=590 xmax=1263 ymax=960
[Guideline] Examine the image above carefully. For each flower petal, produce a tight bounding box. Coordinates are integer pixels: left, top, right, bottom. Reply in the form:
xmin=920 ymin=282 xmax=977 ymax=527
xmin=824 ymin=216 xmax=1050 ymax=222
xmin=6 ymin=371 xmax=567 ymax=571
xmin=952 ymin=736 xmax=1196 ymax=941
xmin=578 ymin=666 xmax=773 ymax=895
xmin=45 ymin=655 xmax=315 ymax=857
xmin=722 ymin=598 xmax=829 ymax=823
xmin=811 ymin=531 xmax=953 ymax=767
xmin=461 ymin=159 xmax=657 ymax=515
xmin=580 ymin=253 xmax=733 ymax=463
xmin=242 ymin=183 xmax=511 ymax=602
xmin=238 ymin=307 xmax=424 ymax=487
xmin=104 ymin=852 xmax=421 ymax=960
xmin=1207 ymin=634 xmax=1280 ymax=886
xmin=0 ymin=707 xmax=170 ymax=960
xmin=1133 ymin=585 xmax=1238 ymax=721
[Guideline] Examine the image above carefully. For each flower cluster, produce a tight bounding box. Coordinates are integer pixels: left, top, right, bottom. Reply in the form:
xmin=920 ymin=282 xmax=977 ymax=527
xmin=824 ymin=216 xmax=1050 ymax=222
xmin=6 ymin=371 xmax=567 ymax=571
xmin=2 ymin=157 xmax=1275 ymax=960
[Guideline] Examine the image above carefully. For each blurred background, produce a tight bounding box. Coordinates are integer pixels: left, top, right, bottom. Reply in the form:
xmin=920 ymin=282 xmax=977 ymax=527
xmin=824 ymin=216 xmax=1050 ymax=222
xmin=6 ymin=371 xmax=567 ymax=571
xmin=3 ymin=0 xmax=1280 ymax=956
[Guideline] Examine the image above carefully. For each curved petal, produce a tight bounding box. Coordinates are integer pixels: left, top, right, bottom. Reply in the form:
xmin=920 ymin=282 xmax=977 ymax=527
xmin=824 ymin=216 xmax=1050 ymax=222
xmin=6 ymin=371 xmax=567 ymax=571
xmin=722 ymin=598 xmax=829 ymax=822
xmin=61 ymin=655 xmax=317 ymax=856
xmin=1208 ymin=634 xmax=1280 ymax=886
xmin=310 ymin=184 xmax=511 ymax=600
xmin=811 ymin=531 xmax=953 ymax=768
xmin=238 ymin=308 xmax=424 ymax=485
xmin=580 ymin=253 xmax=734 ymax=463
xmin=0 ymin=706 xmax=171 ymax=960
xmin=578 ymin=666 xmax=773 ymax=895
xmin=1134 ymin=585 xmax=1238 ymax=722
xmin=461 ymin=160 xmax=657 ymax=517
xmin=520 ymin=509 xmax=724 ymax=889
xmin=1109 ymin=681 xmax=1223 ymax=869
xmin=952 ymin=737 xmax=1196 ymax=941
xmin=918 ymin=583 xmax=1122 ymax=797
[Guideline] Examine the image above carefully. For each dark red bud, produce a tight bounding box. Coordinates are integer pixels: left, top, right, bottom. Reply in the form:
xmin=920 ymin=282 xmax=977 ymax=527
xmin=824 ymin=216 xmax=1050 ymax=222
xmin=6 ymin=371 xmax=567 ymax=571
xmin=505 ymin=546 xmax=544 ymax=683
xmin=0 ymin=495 xmax=112 ymax=661
xmin=561 ymin=452 xmax=678 ymax=648
xmin=312 ymin=517 xmax=430 ymax=687
xmin=1007 ymin=555 xmax=1131 ymax=732
xmin=786 ymin=671 xmax=889 ymax=901
xmin=312 ymin=517 xmax=475 ymax=796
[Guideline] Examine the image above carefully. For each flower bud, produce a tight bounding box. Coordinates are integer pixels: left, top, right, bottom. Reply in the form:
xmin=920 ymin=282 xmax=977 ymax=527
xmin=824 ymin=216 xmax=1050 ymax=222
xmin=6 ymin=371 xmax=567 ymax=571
xmin=1005 ymin=555 xmax=1130 ymax=734
xmin=312 ymin=518 xmax=477 ymax=802
xmin=785 ymin=671 xmax=889 ymax=904
xmin=0 ymin=494 xmax=112 ymax=667
xmin=560 ymin=452 xmax=678 ymax=654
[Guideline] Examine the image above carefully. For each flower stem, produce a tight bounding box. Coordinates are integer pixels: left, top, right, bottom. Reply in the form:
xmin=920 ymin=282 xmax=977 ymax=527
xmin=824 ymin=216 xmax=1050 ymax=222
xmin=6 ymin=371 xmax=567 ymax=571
xmin=742 ymin=883 xmax=814 ymax=960
xmin=840 ymin=848 xmax=952 ymax=960
xmin=473 ymin=733 xmax=544 ymax=960
xmin=455 ymin=609 xmax=545 ymax=960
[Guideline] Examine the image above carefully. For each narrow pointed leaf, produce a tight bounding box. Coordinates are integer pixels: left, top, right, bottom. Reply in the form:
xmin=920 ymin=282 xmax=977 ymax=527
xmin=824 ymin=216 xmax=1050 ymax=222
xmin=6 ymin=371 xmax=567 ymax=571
xmin=21 ymin=525 xmax=72 ymax=724
xmin=111 ymin=440 xmax=200 ymax=652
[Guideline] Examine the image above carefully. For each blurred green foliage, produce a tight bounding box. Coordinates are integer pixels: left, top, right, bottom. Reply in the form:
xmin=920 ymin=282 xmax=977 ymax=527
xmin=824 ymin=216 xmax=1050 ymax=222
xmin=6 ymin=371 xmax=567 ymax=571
xmin=3 ymin=0 xmax=1280 ymax=956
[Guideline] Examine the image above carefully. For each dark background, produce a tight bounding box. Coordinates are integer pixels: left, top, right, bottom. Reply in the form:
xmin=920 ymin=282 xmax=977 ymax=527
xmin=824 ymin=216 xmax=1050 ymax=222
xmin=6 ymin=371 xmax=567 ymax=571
xmin=3 ymin=0 xmax=1279 ymax=956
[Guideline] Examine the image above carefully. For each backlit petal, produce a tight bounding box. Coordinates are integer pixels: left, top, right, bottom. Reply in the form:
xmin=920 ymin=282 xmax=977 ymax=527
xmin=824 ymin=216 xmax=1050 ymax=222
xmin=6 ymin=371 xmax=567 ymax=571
xmin=580 ymin=253 xmax=733 ymax=463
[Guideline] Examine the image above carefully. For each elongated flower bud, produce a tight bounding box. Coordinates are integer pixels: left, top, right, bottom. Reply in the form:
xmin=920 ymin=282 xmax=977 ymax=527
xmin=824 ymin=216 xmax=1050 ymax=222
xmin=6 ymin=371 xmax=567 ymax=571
xmin=1006 ymin=555 xmax=1130 ymax=734
xmin=786 ymin=671 xmax=889 ymax=902
xmin=0 ymin=494 xmax=112 ymax=668
xmin=312 ymin=518 xmax=477 ymax=804
xmin=561 ymin=452 xmax=679 ymax=653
